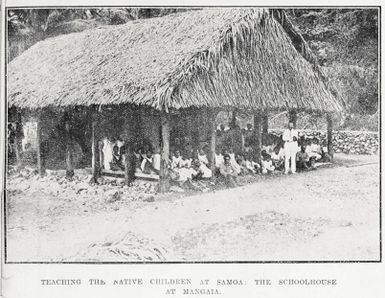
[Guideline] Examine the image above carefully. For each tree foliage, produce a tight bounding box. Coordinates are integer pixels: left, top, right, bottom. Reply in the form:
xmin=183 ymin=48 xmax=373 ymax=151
xmin=287 ymin=9 xmax=378 ymax=115
xmin=7 ymin=8 xmax=187 ymax=61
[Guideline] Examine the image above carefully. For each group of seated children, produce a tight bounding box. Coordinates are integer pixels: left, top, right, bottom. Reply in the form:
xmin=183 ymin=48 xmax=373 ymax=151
xmin=296 ymin=137 xmax=330 ymax=171
xmin=102 ymin=133 xmax=330 ymax=188
xmin=214 ymin=135 xmax=329 ymax=178
xmin=169 ymin=148 xmax=213 ymax=190
xmin=169 ymin=146 xmax=259 ymax=189
xmin=259 ymin=136 xmax=329 ymax=173
xmin=105 ymin=139 xmax=161 ymax=176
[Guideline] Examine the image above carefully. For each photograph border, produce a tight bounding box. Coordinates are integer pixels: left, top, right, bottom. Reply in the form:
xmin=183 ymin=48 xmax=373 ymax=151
xmin=2 ymin=4 xmax=382 ymax=265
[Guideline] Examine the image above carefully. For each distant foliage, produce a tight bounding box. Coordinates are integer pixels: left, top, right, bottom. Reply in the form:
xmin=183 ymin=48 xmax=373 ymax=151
xmin=287 ymin=9 xmax=378 ymax=116
xmin=7 ymin=8 xmax=188 ymax=61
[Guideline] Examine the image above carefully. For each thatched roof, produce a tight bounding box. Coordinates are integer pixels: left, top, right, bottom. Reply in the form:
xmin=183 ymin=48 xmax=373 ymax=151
xmin=8 ymin=8 xmax=343 ymax=112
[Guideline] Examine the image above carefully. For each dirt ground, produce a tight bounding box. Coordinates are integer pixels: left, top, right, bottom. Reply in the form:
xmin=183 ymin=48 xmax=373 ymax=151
xmin=4 ymin=153 xmax=380 ymax=262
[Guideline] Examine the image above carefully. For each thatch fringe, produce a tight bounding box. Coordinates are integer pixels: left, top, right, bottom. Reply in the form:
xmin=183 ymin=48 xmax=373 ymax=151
xmin=8 ymin=8 xmax=343 ymax=112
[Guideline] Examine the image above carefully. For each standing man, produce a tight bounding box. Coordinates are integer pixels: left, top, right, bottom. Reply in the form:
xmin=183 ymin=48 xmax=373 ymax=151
xmin=282 ymin=121 xmax=298 ymax=174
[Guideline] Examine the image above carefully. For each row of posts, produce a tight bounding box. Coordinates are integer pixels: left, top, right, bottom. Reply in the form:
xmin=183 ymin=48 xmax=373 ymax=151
xmin=14 ymin=108 xmax=334 ymax=193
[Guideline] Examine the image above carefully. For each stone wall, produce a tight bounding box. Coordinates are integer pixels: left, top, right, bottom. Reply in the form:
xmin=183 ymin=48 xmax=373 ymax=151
xmin=270 ymin=129 xmax=379 ymax=155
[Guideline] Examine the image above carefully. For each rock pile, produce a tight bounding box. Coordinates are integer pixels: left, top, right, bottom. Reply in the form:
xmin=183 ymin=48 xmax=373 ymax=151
xmin=270 ymin=130 xmax=378 ymax=155
xmin=6 ymin=167 xmax=158 ymax=216
xmin=331 ymin=131 xmax=378 ymax=155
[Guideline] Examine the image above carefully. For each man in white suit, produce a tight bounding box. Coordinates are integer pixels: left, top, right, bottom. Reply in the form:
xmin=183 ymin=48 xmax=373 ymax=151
xmin=282 ymin=121 xmax=298 ymax=174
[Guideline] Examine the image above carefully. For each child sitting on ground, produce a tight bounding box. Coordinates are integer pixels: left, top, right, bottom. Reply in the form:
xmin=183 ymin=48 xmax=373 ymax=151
xmin=307 ymin=138 xmax=322 ymax=161
xmin=319 ymin=140 xmax=332 ymax=162
xmin=110 ymin=145 xmax=125 ymax=171
xmin=219 ymin=154 xmax=240 ymax=188
xmin=192 ymin=159 xmax=212 ymax=179
xmin=215 ymin=148 xmax=224 ymax=170
xmin=169 ymin=152 xmax=199 ymax=190
xmin=235 ymin=154 xmax=249 ymax=176
xmin=243 ymin=153 xmax=257 ymax=174
xmin=171 ymin=149 xmax=183 ymax=169
xmin=271 ymin=145 xmax=285 ymax=171
xmin=228 ymin=147 xmax=241 ymax=175
xmin=296 ymin=145 xmax=316 ymax=171
xmin=261 ymin=152 xmax=275 ymax=174
xmin=173 ymin=151 xmax=196 ymax=182
xmin=250 ymin=154 xmax=261 ymax=174
xmin=198 ymin=147 xmax=210 ymax=167
xmin=140 ymin=150 xmax=157 ymax=174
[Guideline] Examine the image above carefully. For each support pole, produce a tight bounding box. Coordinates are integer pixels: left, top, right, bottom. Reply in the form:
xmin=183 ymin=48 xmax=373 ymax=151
xmin=288 ymin=110 xmax=297 ymax=128
xmin=65 ymin=115 xmax=74 ymax=179
xmin=90 ymin=114 xmax=100 ymax=183
xmin=98 ymin=140 xmax=104 ymax=171
xmin=230 ymin=110 xmax=237 ymax=129
xmin=124 ymin=147 xmax=135 ymax=186
xmin=262 ymin=113 xmax=269 ymax=135
xmin=159 ymin=112 xmax=170 ymax=193
xmin=209 ymin=109 xmax=217 ymax=183
xmin=327 ymin=113 xmax=334 ymax=161
xmin=14 ymin=110 xmax=23 ymax=168
xmin=253 ymin=110 xmax=262 ymax=166
xmin=124 ymin=107 xmax=136 ymax=186
xmin=36 ymin=112 xmax=45 ymax=176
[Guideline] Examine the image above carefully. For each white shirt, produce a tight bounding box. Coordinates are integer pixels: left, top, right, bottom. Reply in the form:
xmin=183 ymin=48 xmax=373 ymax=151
xmin=140 ymin=156 xmax=153 ymax=172
xmin=245 ymin=160 xmax=256 ymax=172
xmin=171 ymin=156 xmax=182 ymax=169
xmin=177 ymin=167 xmax=197 ymax=182
xmin=152 ymin=154 xmax=161 ymax=171
xmin=271 ymin=148 xmax=285 ymax=161
xmin=262 ymin=159 xmax=274 ymax=170
xmin=116 ymin=140 xmax=124 ymax=149
xmin=215 ymin=154 xmax=223 ymax=167
xmin=311 ymin=143 xmax=322 ymax=154
xmin=229 ymin=153 xmax=241 ymax=174
xmin=180 ymin=158 xmax=192 ymax=168
xmin=199 ymin=164 xmax=212 ymax=178
xmin=102 ymin=138 xmax=114 ymax=170
xmin=282 ymin=129 xmax=298 ymax=143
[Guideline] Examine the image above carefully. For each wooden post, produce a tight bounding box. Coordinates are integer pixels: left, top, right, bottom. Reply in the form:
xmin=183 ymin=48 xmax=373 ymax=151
xmin=327 ymin=113 xmax=334 ymax=160
xmin=123 ymin=107 xmax=136 ymax=187
xmin=288 ymin=110 xmax=297 ymax=128
xmin=230 ymin=110 xmax=237 ymax=129
xmin=159 ymin=112 xmax=170 ymax=193
xmin=190 ymin=108 xmax=200 ymax=152
xmin=14 ymin=110 xmax=23 ymax=168
xmin=253 ymin=110 xmax=262 ymax=166
xmin=124 ymin=145 xmax=136 ymax=186
xmin=65 ymin=115 xmax=74 ymax=179
xmin=36 ymin=112 xmax=45 ymax=176
xmin=262 ymin=113 xmax=268 ymax=134
xmin=209 ymin=109 xmax=217 ymax=182
xmin=90 ymin=115 xmax=100 ymax=184
xmin=98 ymin=140 xmax=104 ymax=171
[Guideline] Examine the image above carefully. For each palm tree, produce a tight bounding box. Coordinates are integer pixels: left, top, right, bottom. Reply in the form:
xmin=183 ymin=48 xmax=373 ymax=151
xmin=8 ymin=8 xmax=187 ymax=61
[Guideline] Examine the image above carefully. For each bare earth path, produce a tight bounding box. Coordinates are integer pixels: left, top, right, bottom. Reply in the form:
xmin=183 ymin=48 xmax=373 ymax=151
xmin=5 ymin=154 xmax=380 ymax=262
